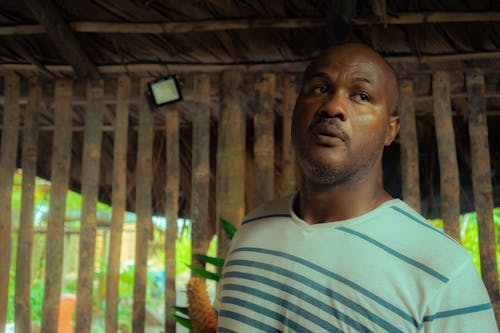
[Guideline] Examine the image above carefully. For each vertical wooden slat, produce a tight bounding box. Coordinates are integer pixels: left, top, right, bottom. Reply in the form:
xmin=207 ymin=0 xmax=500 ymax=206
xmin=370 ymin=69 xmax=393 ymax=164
xmin=133 ymin=78 xmax=154 ymax=333
xmin=106 ymin=76 xmax=130 ymax=333
xmin=399 ymin=80 xmax=421 ymax=213
xmin=15 ymin=77 xmax=41 ymax=333
xmin=433 ymin=71 xmax=460 ymax=241
xmin=191 ymin=75 xmax=211 ymax=264
xmin=217 ymin=70 xmax=245 ymax=257
xmin=75 ymin=81 xmax=104 ymax=333
xmin=165 ymin=103 xmax=179 ymax=333
xmin=253 ymin=73 xmax=275 ymax=208
xmin=467 ymin=71 xmax=499 ymax=312
xmin=41 ymin=79 xmax=73 ymax=333
xmin=282 ymin=74 xmax=296 ymax=196
xmin=0 ymin=73 xmax=20 ymax=329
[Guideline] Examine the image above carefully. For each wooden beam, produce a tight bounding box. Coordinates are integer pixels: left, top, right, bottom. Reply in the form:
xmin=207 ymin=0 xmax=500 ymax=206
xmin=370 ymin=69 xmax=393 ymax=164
xmin=217 ymin=70 xmax=245 ymax=256
xmin=467 ymin=71 xmax=500 ymax=315
xmin=433 ymin=71 xmax=460 ymax=241
xmin=41 ymin=79 xmax=73 ymax=333
xmin=191 ymin=74 xmax=211 ymax=265
xmin=370 ymin=0 xmax=387 ymax=26
xmin=253 ymin=73 xmax=276 ymax=208
xmin=282 ymin=75 xmax=297 ymax=196
xmin=2 ymin=11 xmax=500 ymax=36
xmin=0 ymin=73 xmax=21 ymax=329
xmin=133 ymin=78 xmax=154 ymax=333
xmin=15 ymin=77 xmax=41 ymax=333
xmin=105 ymin=77 xmax=130 ymax=333
xmin=75 ymin=81 xmax=104 ymax=333
xmin=4 ymin=49 xmax=500 ymax=75
xmin=399 ymin=80 xmax=421 ymax=213
xmin=165 ymin=103 xmax=179 ymax=333
xmin=23 ymin=0 xmax=100 ymax=81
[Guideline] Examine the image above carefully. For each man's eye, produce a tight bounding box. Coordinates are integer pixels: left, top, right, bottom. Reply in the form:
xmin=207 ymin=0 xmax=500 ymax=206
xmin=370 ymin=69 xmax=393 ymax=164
xmin=354 ymin=93 xmax=371 ymax=102
xmin=313 ymin=86 xmax=329 ymax=95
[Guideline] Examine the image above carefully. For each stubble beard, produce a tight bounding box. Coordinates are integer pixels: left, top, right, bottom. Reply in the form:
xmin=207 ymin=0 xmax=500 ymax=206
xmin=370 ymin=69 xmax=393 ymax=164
xmin=294 ymin=142 xmax=382 ymax=187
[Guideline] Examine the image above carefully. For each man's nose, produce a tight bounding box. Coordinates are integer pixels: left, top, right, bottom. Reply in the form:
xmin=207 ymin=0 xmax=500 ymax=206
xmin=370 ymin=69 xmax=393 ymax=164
xmin=320 ymin=91 xmax=347 ymax=121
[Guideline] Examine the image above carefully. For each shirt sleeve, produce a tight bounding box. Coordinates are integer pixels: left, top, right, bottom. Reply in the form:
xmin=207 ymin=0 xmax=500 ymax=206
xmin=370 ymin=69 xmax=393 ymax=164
xmin=422 ymin=259 xmax=498 ymax=332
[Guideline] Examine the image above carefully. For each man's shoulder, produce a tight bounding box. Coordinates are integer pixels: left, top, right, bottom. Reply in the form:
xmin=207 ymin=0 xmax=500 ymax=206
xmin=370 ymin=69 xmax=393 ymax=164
xmin=241 ymin=195 xmax=294 ymax=225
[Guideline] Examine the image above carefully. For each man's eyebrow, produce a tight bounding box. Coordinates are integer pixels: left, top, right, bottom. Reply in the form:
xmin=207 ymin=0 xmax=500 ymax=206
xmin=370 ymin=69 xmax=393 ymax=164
xmin=305 ymin=71 xmax=331 ymax=81
xmin=352 ymin=77 xmax=372 ymax=84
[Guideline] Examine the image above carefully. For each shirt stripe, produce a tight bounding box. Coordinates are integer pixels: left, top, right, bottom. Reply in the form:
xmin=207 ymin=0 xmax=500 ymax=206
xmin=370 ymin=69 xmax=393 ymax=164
xmin=221 ymin=295 xmax=318 ymax=333
xmin=217 ymin=327 xmax=238 ymax=333
xmin=242 ymin=214 xmax=291 ymax=225
xmin=390 ymin=206 xmax=445 ymax=236
xmin=231 ymin=246 xmax=420 ymax=328
xmin=223 ymin=270 xmax=403 ymax=333
xmin=219 ymin=309 xmax=282 ymax=332
xmin=337 ymin=226 xmax=449 ymax=283
xmin=223 ymin=284 xmax=362 ymax=332
xmin=422 ymin=303 xmax=493 ymax=323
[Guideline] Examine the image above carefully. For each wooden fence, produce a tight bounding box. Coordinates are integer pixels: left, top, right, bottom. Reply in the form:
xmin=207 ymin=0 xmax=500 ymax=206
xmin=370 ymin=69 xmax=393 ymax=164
xmin=0 ymin=70 xmax=498 ymax=332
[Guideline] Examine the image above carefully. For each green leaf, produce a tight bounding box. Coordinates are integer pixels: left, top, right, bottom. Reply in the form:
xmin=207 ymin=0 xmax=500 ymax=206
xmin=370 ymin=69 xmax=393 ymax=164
xmin=220 ymin=218 xmax=237 ymax=239
xmin=195 ymin=254 xmax=225 ymax=267
xmin=168 ymin=313 xmax=193 ymax=329
xmin=171 ymin=306 xmax=189 ymax=316
xmin=188 ymin=264 xmax=221 ymax=281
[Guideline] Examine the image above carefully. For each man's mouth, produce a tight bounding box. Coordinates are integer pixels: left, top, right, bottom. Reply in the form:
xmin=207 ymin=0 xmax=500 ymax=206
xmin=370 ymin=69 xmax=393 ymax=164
xmin=309 ymin=122 xmax=348 ymax=145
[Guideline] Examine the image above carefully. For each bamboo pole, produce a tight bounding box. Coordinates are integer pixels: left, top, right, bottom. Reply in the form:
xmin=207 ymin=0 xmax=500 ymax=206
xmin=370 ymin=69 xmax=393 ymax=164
xmin=0 ymin=73 xmax=21 ymax=329
xmin=41 ymin=79 xmax=73 ymax=333
xmin=2 ymin=12 xmax=500 ymax=36
xmin=133 ymin=78 xmax=154 ymax=333
xmin=282 ymin=75 xmax=296 ymax=195
xmin=191 ymin=75 xmax=211 ymax=265
xmin=105 ymin=76 xmax=130 ymax=333
xmin=399 ymin=80 xmax=421 ymax=213
xmin=75 ymin=81 xmax=104 ymax=333
xmin=467 ymin=71 xmax=499 ymax=313
xmin=253 ymin=73 xmax=275 ymax=208
xmin=4 ymin=49 xmax=500 ymax=74
xmin=15 ymin=77 xmax=41 ymax=333
xmin=217 ymin=70 xmax=245 ymax=256
xmin=165 ymin=103 xmax=179 ymax=333
xmin=433 ymin=71 xmax=460 ymax=241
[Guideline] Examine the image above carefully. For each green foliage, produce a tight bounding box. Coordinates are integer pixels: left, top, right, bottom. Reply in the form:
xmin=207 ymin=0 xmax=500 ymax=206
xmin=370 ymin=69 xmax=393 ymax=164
xmin=220 ymin=218 xmax=237 ymax=240
xmin=194 ymin=254 xmax=225 ymax=268
xmin=187 ymin=264 xmax=221 ymax=282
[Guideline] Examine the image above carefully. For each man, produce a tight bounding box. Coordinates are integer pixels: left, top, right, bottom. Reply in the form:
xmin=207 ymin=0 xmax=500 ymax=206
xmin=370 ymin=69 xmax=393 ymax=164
xmin=215 ymin=43 xmax=497 ymax=332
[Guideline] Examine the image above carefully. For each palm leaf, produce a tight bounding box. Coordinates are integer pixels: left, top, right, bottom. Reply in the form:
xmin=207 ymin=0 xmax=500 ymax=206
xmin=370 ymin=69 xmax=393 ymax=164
xmin=188 ymin=264 xmax=221 ymax=281
xmin=220 ymin=218 xmax=237 ymax=239
xmin=168 ymin=313 xmax=193 ymax=329
xmin=194 ymin=254 xmax=225 ymax=267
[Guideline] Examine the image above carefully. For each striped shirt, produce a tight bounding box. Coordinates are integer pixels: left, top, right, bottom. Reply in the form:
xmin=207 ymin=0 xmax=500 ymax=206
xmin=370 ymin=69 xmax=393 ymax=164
xmin=215 ymin=195 xmax=497 ymax=332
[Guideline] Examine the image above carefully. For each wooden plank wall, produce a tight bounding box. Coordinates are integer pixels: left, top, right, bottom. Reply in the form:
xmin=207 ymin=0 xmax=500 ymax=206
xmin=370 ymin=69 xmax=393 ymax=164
xmin=0 ymin=70 xmax=499 ymax=332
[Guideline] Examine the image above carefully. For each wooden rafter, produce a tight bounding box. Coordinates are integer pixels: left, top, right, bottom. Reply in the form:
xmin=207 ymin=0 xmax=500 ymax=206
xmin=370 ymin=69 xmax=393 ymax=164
xmin=23 ymin=0 xmax=100 ymax=81
xmin=2 ymin=50 xmax=500 ymax=74
xmin=2 ymin=11 xmax=500 ymax=36
xmin=370 ymin=0 xmax=387 ymax=26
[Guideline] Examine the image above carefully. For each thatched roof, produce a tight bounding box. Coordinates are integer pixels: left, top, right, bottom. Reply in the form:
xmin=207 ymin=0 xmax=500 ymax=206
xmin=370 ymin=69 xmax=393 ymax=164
xmin=1 ymin=0 xmax=500 ymax=218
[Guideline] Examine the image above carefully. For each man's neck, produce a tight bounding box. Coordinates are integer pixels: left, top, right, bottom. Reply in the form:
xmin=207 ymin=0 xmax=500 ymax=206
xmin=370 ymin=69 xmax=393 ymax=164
xmin=297 ymin=172 xmax=392 ymax=224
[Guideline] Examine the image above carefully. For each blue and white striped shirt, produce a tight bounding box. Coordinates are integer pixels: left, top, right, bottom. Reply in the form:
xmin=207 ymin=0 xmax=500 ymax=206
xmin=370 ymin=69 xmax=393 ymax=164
xmin=215 ymin=195 xmax=497 ymax=332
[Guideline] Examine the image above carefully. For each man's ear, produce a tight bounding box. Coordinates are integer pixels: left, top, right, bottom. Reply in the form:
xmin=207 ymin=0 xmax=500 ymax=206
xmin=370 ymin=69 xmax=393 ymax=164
xmin=384 ymin=116 xmax=400 ymax=146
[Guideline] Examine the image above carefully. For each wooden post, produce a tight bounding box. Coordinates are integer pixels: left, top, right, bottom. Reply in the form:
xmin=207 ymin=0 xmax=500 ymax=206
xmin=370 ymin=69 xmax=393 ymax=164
xmin=133 ymin=78 xmax=154 ymax=333
xmin=282 ymin=75 xmax=296 ymax=196
xmin=467 ymin=71 xmax=499 ymax=312
xmin=217 ymin=70 xmax=245 ymax=256
xmin=191 ymin=75 xmax=211 ymax=264
xmin=41 ymin=79 xmax=73 ymax=333
xmin=253 ymin=73 xmax=275 ymax=208
xmin=433 ymin=71 xmax=460 ymax=241
xmin=15 ymin=77 xmax=41 ymax=333
xmin=105 ymin=76 xmax=130 ymax=333
xmin=399 ymin=80 xmax=421 ymax=213
xmin=0 ymin=73 xmax=21 ymax=329
xmin=75 ymin=81 xmax=104 ymax=333
xmin=165 ymin=103 xmax=179 ymax=333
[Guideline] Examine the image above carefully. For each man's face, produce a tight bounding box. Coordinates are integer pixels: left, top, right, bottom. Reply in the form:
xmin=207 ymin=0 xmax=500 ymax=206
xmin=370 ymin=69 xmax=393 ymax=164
xmin=291 ymin=44 xmax=399 ymax=186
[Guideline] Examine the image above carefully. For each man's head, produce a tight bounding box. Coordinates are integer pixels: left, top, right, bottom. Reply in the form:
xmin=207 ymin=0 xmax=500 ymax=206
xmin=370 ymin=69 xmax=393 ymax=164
xmin=291 ymin=43 xmax=400 ymax=187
